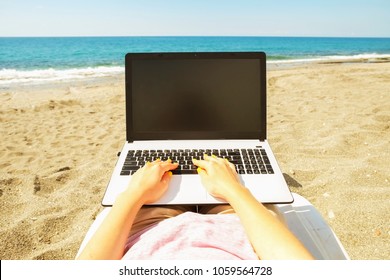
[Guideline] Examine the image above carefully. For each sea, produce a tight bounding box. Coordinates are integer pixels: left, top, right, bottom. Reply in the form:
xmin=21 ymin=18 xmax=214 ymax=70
xmin=1 ymin=36 xmax=389 ymax=85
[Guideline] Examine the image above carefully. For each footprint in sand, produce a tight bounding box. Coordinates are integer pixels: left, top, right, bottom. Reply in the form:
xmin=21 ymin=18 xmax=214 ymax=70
xmin=33 ymin=167 xmax=72 ymax=195
xmin=268 ymin=77 xmax=277 ymax=87
xmin=0 ymin=177 xmax=22 ymax=197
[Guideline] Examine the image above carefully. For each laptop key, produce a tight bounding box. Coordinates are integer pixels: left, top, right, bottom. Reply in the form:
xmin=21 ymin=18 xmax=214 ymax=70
xmin=122 ymin=165 xmax=140 ymax=171
xmin=124 ymin=161 xmax=138 ymax=166
xmin=172 ymin=169 xmax=197 ymax=175
xmin=266 ymin=165 xmax=274 ymax=174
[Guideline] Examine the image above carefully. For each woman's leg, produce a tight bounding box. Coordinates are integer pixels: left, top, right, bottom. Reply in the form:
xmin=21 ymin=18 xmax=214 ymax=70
xmin=129 ymin=205 xmax=197 ymax=236
xmin=198 ymin=203 xmax=285 ymax=224
xmin=198 ymin=204 xmax=235 ymax=215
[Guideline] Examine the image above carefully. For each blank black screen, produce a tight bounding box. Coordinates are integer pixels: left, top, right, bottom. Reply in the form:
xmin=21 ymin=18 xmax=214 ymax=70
xmin=129 ymin=55 xmax=264 ymax=140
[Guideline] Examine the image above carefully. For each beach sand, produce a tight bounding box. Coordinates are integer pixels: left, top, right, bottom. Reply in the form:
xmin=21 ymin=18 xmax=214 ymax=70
xmin=0 ymin=62 xmax=389 ymax=260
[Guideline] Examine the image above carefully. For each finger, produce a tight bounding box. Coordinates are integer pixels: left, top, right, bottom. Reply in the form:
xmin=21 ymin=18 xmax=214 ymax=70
xmin=161 ymin=170 xmax=173 ymax=184
xmin=146 ymin=159 xmax=160 ymax=167
xmin=160 ymin=160 xmax=179 ymax=170
xmin=154 ymin=162 xmax=179 ymax=177
xmin=143 ymin=161 xmax=172 ymax=178
xmin=207 ymin=154 xmax=223 ymax=163
xmin=197 ymin=167 xmax=207 ymax=176
xmin=192 ymin=158 xmax=209 ymax=169
xmin=203 ymin=154 xmax=216 ymax=161
xmin=202 ymin=154 xmax=215 ymax=164
xmin=224 ymin=158 xmax=236 ymax=170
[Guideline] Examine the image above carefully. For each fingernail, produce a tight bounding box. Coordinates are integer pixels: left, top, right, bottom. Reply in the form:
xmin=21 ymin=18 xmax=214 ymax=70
xmin=212 ymin=154 xmax=217 ymax=158
xmin=197 ymin=167 xmax=202 ymax=173
xmin=168 ymin=171 xmax=173 ymax=176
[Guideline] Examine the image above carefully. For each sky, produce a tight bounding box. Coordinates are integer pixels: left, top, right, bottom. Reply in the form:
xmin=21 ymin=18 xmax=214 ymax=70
xmin=0 ymin=0 xmax=389 ymax=37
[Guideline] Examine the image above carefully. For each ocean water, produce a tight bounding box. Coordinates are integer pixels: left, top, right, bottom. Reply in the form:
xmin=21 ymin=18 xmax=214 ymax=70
xmin=1 ymin=36 xmax=390 ymax=85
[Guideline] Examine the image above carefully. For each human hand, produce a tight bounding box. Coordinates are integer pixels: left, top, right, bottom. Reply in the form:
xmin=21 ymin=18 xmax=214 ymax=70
xmin=192 ymin=154 xmax=244 ymax=201
xmin=126 ymin=159 xmax=178 ymax=204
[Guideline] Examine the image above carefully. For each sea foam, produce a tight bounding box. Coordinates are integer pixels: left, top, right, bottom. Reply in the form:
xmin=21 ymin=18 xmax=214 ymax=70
xmin=268 ymin=53 xmax=390 ymax=64
xmin=0 ymin=66 xmax=124 ymax=85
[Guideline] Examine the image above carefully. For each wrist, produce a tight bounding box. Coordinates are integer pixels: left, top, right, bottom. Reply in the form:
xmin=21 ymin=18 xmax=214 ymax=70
xmin=224 ymin=183 xmax=250 ymax=203
xmin=116 ymin=186 xmax=145 ymax=208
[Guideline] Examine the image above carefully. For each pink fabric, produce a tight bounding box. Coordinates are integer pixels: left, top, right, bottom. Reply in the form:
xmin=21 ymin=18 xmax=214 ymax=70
xmin=123 ymin=212 xmax=258 ymax=260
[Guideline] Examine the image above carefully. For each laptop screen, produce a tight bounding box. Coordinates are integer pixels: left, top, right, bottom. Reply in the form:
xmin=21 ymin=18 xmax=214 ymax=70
xmin=126 ymin=52 xmax=266 ymax=141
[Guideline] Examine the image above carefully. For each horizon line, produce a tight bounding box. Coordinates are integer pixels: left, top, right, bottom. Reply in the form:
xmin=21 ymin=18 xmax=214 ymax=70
xmin=1 ymin=35 xmax=390 ymax=39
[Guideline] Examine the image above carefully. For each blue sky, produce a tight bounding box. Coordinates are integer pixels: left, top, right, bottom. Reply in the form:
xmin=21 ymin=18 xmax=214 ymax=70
xmin=1 ymin=0 xmax=389 ymax=37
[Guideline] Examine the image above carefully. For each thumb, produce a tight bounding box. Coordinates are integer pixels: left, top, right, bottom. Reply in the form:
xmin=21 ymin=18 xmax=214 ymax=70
xmin=197 ymin=167 xmax=208 ymax=181
xmin=197 ymin=167 xmax=218 ymax=197
xmin=161 ymin=171 xmax=173 ymax=184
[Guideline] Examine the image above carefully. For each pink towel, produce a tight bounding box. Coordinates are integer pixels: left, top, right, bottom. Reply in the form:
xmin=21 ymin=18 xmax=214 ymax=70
xmin=123 ymin=212 xmax=258 ymax=260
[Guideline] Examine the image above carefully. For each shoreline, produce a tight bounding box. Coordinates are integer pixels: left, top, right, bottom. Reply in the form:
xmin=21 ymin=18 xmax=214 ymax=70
xmin=2 ymin=55 xmax=390 ymax=87
xmin=0 ymin=61 xmax=389 ymax=259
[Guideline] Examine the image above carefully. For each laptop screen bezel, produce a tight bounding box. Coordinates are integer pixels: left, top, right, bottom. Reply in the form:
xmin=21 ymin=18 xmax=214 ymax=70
xmin=125 ymin=52 xmax=267 ymax=142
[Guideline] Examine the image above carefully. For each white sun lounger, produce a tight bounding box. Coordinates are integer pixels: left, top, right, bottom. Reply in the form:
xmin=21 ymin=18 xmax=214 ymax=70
xmin=275 ymin=193 xmax=349 ymax=260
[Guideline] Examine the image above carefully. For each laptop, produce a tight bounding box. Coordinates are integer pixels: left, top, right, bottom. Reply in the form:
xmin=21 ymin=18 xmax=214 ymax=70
xmin=102 ymin=52 xmax=293 ymax=206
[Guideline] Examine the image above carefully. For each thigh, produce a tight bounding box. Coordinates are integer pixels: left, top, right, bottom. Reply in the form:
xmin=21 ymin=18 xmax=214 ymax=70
xmin=130 ymin=205 xmax=196 ymax=236
xmin=198 ymin=204 xmax=235 ymax=215
xmin=198 ymin=204 xmax=286 ymax=223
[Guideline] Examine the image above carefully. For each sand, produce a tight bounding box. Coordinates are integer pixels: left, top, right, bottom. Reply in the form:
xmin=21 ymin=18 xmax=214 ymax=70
xmin=0 ymin=62 xmax=389 ymax=260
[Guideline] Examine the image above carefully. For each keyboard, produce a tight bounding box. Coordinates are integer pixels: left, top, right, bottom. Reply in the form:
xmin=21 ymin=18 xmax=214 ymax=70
xmin=120 ymin=148 xmax=274 ymax=176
